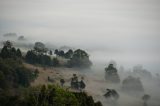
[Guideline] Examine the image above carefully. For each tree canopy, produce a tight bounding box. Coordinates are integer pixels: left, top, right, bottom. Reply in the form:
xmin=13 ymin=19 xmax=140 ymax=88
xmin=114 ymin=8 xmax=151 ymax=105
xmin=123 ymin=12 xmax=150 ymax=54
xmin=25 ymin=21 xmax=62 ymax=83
xmin=105 ymin=64 xmax=120 ymax=83
xmin=67 ymin=49 xmax=92 ymax=68
xmin=34 ymin=42 xmax=48 ymax=53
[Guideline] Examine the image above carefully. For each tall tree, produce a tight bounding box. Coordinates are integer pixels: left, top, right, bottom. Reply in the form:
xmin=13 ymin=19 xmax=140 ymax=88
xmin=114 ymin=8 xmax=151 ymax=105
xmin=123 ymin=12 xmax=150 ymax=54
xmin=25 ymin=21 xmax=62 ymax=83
xmin=105 ymin=64 xmax=120 ymax=83
xmin=16 ymin=48 xmax=22 ymax=57
xmin=54 ymin=49 xmax=59 ymax=56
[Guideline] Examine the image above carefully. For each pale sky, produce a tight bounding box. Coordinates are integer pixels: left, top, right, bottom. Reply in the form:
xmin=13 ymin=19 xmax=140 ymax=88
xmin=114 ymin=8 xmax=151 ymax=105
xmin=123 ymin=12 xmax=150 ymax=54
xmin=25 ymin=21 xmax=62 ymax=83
xmin=0 ymin=0 xmax=160 ymax=72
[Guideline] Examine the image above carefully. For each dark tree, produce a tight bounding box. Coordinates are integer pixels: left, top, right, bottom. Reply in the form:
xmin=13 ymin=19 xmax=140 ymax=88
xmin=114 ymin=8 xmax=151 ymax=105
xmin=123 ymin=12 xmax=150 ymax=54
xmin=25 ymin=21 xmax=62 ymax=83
xmin=34 ymin=42 xmax=47 ymax=53
xmin=54 ymin=49 xmax=59 ymax=56
xmin=49 ymin=50 xmax=52 ymax=55
xmin=3 ymin=40 xmax=12 ymax=49
xmin=0 ymin=46 xmax=10 ymax=58
xmin=0 ymin=43 xmax=22 ymax=59
xmin=68 ymin=49 xmax=92 ymax=68
xmin=16 ymin=48 xmax=22 ymax=57
xmin=105 ymin=64 xmax=120 ymax=83
xmin=25 ymin=50 xmax=37 ymax=64
xmin=58 ymin=50 xmax=65 ymax=57
xmin=65 ymin=49 xmax=73 ymax=59
xmin=104 ymin=89 xmax=119 ymax=101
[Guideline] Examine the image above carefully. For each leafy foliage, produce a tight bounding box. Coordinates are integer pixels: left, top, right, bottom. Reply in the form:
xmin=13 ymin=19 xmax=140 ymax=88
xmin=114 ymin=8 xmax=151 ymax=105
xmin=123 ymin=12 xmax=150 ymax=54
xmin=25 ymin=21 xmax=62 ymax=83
xmin=0 ymin=85 xmax=102 ymax=106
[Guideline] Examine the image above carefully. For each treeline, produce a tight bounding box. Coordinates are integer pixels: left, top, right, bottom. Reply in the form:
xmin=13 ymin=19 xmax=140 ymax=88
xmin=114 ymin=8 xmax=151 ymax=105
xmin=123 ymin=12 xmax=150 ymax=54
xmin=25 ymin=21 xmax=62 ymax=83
xmin=25 ymin=50 xmax=58 ymax=66
xmin=0 ymin=41 xmax=92 ymax=68
xmin=0 ymin=41 xmax=22 ymax=59
xmin=25 ymin=41 xmax=92 ymax=68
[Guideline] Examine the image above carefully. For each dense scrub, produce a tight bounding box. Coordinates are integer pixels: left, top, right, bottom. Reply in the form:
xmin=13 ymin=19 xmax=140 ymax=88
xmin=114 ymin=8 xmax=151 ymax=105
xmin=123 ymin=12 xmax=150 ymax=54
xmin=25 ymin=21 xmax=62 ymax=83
xmin=0 ymin=85 xmax=102 ymax=106
xmin=0 ymin=58 xmax=35 ymax=89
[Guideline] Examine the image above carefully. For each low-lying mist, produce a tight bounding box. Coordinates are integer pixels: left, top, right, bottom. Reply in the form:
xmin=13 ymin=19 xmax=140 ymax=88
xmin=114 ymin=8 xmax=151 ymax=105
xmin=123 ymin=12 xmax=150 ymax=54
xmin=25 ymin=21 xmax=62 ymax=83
xmin=83 ymin=63 xmax=160 ymax=106
xmin=0 ymin=33 xmax=160 ymax=106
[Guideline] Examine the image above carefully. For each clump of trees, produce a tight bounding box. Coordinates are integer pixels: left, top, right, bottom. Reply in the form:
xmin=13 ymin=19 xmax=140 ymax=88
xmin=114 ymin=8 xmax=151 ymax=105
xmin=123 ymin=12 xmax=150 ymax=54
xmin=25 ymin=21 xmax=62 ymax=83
xmin=25 ymin=42 xmax=60 ymax=66
xmin=0 ymin=41 xmax=22 ymax=59
xmin=25 ymin=50 xmax=60 ymax=67
xmin=105 ymin=64 xmax=120 ymax=83
xmin=54 ymin=49 xmax=92 ymax=68
xmin=73 ymin=92 xmax=103 ymax=106
xmin=67 ymin=49 xmax=92 ymax=68
xmin=104 ymin=89 xmax=119 ymax=101
xmin=34 ymin=42 xmax=48 ymax=54
xmin=122 ymin=76 xmax=144 ymax=92
xmin=70 ymin=74 xmax=86 ymax=91
xmin=54 ymin=49 xmax=73 ymax=58
xmin=26 ymin=48 xmax=92 ymax=68
xmin=25 ymin=50 xmax=53 ymax=66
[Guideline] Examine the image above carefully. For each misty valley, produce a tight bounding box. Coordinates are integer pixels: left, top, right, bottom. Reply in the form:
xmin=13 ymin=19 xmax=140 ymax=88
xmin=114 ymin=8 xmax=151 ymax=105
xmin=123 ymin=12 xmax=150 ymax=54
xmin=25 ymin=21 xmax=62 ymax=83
xmin=1 ymin=0 xmax=160 ymax=105
xmin=0 ymin=36 xmax=160 ymax=106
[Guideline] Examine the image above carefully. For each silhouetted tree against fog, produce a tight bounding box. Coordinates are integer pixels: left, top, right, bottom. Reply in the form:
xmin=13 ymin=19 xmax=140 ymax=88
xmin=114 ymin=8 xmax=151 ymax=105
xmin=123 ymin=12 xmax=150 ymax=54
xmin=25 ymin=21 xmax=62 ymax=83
xmin=25 ymin=50 xmax=52 ymax=66
xmin=65 ymin=49 xmax=73 ymax=59
xmin=49 ymin=50 xmax=52 ymax=55
xmin=58 ymin=50 xmax=65 ymax=57
xmin=54 ymin=49 xmax=59 ymax=56
xmin=105 ymin=64 xmax=120 ymax=83
xmin=0 ymin=41 xmax=22 ymax=59
xmin=104 ymin=89 xmax=119 ymax=102
xmin=68 ymin=49 xmax=92 ymax=68
xmin=142 ymin=94 xmax=151 ymax=106
xmin=34 ymin=42 xmax=48 ymax=53
xmin=16 ymin=48 xmax=22 ymax=57
xmin=3 ymin=40 xmax=13 ymax=48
